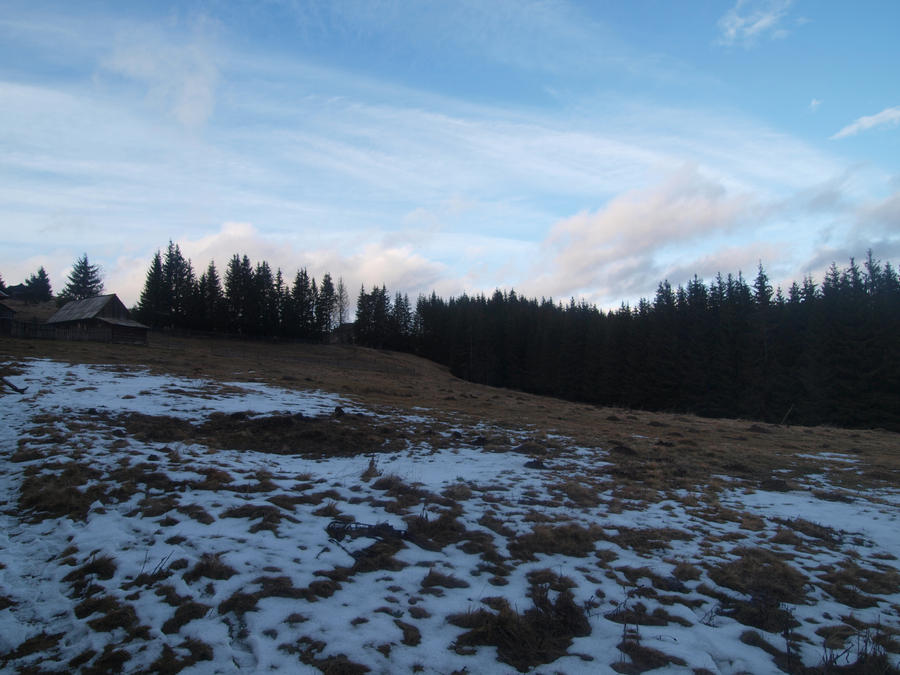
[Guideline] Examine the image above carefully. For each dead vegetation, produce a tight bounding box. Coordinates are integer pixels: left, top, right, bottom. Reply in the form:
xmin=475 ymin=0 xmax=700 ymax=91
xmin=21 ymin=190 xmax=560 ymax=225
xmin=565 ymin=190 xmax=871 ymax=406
xmin=509 ymin=523 xmax=605 ymax=560
xmin=448 ymin=571 xmax=591 ymax=672
xmin=4 ymin=333 xmax=897 ymax=496
xmin=3 ymin=335 xmax=900 ymax=674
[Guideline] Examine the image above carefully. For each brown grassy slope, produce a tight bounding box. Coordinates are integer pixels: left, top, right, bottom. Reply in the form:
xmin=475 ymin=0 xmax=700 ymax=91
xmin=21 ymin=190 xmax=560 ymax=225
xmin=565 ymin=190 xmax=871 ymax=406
xmin=2 ymin=299 xmax=59 ymax=323
xmin=1 ymin=333 xmax=897 ymax=492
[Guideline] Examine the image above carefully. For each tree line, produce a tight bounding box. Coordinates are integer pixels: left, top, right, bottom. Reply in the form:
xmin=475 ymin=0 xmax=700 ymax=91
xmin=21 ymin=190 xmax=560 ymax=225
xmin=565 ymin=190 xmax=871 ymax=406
xmin=5 ymin=246 xmax=897 ymax=430
xmin=131 ymin=244 xmax=898 ymax=430
xmin=404 ymin=254 xmax=900 ymax=431
xmin=1 ymin=254 xmax=104 ymax=305
xmin=134 ymin=242 xmax=351 ymax=340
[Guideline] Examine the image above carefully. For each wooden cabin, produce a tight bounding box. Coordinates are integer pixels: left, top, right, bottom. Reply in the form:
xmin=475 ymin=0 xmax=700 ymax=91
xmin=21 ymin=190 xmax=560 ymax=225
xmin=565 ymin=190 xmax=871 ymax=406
xmin=46 ymin=294 xmax=148 ymax=344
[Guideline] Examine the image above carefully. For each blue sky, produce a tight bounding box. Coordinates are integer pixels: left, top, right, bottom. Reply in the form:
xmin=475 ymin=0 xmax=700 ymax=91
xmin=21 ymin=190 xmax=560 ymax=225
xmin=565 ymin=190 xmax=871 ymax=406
xmin=1 ymin=0 xmax=898 ymax=309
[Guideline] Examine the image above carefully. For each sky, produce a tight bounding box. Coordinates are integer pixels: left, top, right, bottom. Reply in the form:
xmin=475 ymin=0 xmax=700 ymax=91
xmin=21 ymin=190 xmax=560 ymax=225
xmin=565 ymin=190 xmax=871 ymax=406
xmin=1 ymin=0 xmax=898 ymax=309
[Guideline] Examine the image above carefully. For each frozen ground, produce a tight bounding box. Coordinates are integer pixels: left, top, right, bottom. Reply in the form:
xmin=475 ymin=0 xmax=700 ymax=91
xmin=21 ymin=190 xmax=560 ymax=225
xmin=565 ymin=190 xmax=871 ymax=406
xmin=1 ymin=359 xmax=898 ymax=673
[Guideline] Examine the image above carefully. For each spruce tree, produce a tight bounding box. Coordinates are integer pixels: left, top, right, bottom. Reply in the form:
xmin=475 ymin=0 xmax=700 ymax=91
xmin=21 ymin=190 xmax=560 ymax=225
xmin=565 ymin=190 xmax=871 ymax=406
xmin=291 ymin=269 xmax=316 ymax=339
xmin=198 ymin=261 xmax=225 ymax=331
xmin=25 ymin=267 xmax=53 ymax=303
xmin=0 ymin=272 xmax=6 ymax=293
xmin=162 ymin=242 xmax=197 ymax=329
xmin=224 ymin=254 xmax=254 ymax=333
xmin=335 ymin=277 xmax=349 ymax=327
xmin=58 ymin=254 xmax=103 ymax=303
xmin=315 ymin=273 xmax=336 ymax=338
xmin=137 ymin=250 xmax=166 ymax=326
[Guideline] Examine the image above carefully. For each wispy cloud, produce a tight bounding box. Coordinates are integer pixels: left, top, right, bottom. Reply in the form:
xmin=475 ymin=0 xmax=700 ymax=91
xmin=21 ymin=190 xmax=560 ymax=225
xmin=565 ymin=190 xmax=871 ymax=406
xmin=101 ymin=17 xmax=222 ymax=128
xmin=831 ymin=106 xmax=900 ymax=140
xmin=809 ymin=98 xmax=822 ymax=112
xmin=717 ymin=0 xmax=793 ymax=47
xmin=531 ymin=166 xmax=760 ymax=305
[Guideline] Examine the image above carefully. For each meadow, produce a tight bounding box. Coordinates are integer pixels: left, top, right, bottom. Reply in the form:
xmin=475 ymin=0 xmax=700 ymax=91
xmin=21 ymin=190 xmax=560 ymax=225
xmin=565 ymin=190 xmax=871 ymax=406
xmin=1 ymin=335 xmax=898 ymax=673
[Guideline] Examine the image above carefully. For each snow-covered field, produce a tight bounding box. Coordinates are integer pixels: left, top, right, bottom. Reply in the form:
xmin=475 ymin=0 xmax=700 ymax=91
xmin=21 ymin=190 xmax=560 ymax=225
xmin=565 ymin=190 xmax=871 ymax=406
xmin=1 ymin=359 xmax=898 ymax=673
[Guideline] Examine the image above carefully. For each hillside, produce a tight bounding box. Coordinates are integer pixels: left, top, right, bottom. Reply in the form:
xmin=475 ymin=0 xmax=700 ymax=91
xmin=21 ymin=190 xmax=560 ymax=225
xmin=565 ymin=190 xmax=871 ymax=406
xmin=1 ymin=335 xmax=898 ymax=673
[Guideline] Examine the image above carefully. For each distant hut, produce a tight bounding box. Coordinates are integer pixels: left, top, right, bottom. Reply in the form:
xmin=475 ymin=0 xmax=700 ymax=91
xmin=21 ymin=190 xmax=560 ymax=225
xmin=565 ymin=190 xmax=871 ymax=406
xmin=5 ymin=284 xmax=27 ymax=300
xmin=0 ymin=291 xmax=14 ymax=335
xmin=46 ymin=294 xmax=148 ymax=344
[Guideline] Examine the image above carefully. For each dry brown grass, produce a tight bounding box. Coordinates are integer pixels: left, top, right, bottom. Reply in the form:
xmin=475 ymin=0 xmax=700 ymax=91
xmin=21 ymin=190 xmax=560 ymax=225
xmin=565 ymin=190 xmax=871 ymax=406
xmin=509 ymin=523 xmax=604 ymax=560
xmin=448 ymin=574 xmax=591 ymax=673
xmin=4 ymin=334 xmax=899 ymax=498
xmin=182 ymin=553 xmax=237 ymax=584
xmin=613 ymin=637 xmax=688 ymax=674
xmin=278 ymin=636 xmax=370 ymax=674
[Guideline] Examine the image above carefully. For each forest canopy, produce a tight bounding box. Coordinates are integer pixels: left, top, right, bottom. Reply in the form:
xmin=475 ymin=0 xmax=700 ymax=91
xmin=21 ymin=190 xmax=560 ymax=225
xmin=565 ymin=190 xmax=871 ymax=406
xmin=125 ymin=245 xmax=900 ymax=431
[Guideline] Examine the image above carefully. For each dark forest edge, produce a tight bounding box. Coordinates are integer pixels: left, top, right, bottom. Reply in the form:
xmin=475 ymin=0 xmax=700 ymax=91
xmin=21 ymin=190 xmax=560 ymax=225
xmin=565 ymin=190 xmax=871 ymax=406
xmin=4 ymin=245 xmax=898 ymax=431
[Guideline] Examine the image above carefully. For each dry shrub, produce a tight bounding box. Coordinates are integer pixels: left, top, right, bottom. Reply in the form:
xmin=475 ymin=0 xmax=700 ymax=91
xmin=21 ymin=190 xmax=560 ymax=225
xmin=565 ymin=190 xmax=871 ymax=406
xmin=87 ymin=603 xmax=148 ymax=639
xmin=605 ymin=600 xmax=691 ymax=628
xmin=221 ymin=503 xmax=298 ymax=533
xmin=555 ymin=479 xmax=602 ymax=508
xmin=74 ymin=595 xmax=118 ymax=619
xmin=278 ymin=636 xmax=370 ymax=674
xmin=613 ymin=638 xmax=687 ymax=674
xmin=616 ymin=566 xmax=689 ymax=595
xmin=372 ymin=474 xmax=437 ymax=511
xmin=421 ymin=569 xmax=470 ymax=591
xmin=82 ymin=644 xmax=132 ymax=675
xmin=606 ymin=527 xmax=692 ymax=556
xmin=449 ymin=578 xmax=590 ymax=673
xmin=162 ymin=601 xmax=210 ymax=634
xmin=709 ymin=547 xmax=807 ymax=633
xmin=738 ymin=630 xmax=806 ymax=674
xmin=191 ymin=467 xmax=234 ymax=490
xmin=710 ymin=547 xmax=808 ymax=604
xmin=209 ymin=411 xmax=404 ymax=457
xmin=509 ymin=523 xmax=603 ymax=560
xmin=478 ymin=512 xmax=515 ymax=537
xmin=404 ymin=509 xmax=467 ymax=550
xmin=394 ymin=620 xmax=422 ymax=646
xmin=116 ymin=408 xmax=409 ymax=457
xmin=255 ymin=576 xmax=308 ymax=599
xmin=524 ymin=569 xmax=575 ymax=593
xmin=817 ymin=559 xmax=900 ymax=609
xmin=176 ymin=503 xmax=215 ymax=525
xmin=183 ymin=553 xmax=236 ymax=583
xmin=360 ymin=457 xmax=381 ymax=481
xmin=771 ymin=528 xmax=804 ymax=547
xmin=10 ymin=446 xmax=47 ymax=463
xmin=0 ymin=631 xmax=64 ymax=664
xmin=109 ymin=462 xmax=181 ymax=493
xmin=148 ymin=638 xmax=214 ymax=673
xmin=442 ymin=481 xmax=473 ymax=501
xmin=773 ymin=517 xmax=842 ymax=545
xmin=218 ymin=591 xmax=259 ymax=616
xmin=351 ymin=539 xmax=408 ymax=574
xmin=312 ymin=501 xmax=342 ymax=518
xmin=671 ymin=561 xmax=701 ymax=582
xmin=18 ymin=461 xmax=105 ymax=522
xmin=62 ymin=555 xmax=117 ymax=596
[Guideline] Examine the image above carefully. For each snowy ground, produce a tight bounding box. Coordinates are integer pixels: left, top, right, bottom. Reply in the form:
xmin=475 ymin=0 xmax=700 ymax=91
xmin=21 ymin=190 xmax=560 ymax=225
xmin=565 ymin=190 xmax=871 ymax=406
xmin=1 ymin=359 xmax=898 ymax=673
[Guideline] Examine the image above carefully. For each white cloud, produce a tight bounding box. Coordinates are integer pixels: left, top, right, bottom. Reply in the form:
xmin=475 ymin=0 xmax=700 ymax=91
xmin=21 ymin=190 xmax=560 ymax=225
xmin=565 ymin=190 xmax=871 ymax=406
xmin=532 ymin=166 xmax=760 ymax=306
xmin=717 ymin=0 xmax=793 ymax=47
xmin=101 ymin=17 xmax=221 ymax=128
xmin=115 ymin=222 xmax=450 ymax=309
xmin=831 ymin=106 xmax=900 ymax=140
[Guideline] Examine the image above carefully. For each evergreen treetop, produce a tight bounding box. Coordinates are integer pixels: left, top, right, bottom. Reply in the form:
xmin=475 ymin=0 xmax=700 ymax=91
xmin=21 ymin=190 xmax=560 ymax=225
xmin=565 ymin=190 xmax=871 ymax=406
xmin=58 ymin=254 xmax=103 ymax=304
xmin=25 ymin=266 xmax=53 ymax=303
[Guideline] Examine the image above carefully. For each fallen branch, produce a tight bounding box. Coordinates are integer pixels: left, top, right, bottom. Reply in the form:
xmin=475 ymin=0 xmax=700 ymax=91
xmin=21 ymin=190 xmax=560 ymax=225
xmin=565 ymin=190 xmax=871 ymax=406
xmin=2 ymin=377 xmax=26 ymax=394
